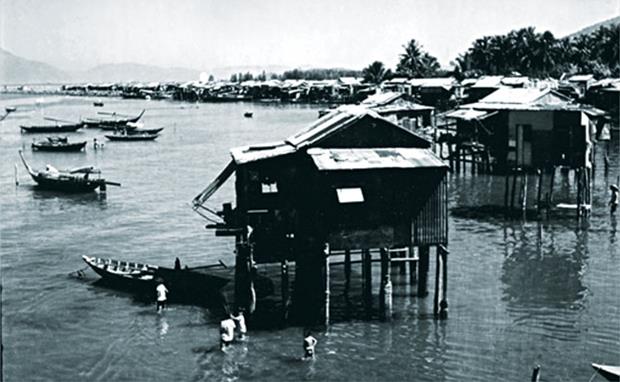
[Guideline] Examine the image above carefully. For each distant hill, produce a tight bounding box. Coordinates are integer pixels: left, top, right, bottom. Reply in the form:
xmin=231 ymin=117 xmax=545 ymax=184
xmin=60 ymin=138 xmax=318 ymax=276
xmin=0 ymin=48 xmax=70 ymax=84
xmin=564 ymin=15 xmax=620 ymax=39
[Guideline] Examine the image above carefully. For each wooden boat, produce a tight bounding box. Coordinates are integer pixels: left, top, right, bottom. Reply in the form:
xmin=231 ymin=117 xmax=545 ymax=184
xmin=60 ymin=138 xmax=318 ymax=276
xmin=99 ymin=123 xmax=138 ymax=131
xmin=82 ymin=109 xmax=145 ymax=129
xmin=20 ymin=122 xmax=84 ymax=133
xmin=5 ymin=106 xmax=17 ymax=113
xmin=18 ymin=150 xmax=120 ymax=192
xmin=592 ymin=364 xmax=620 ymax=381
xmin=32 ymin=136 xmax=87 ymax=152
xmin=244 ymin=112 xmax=253 ymax=118
xmin=82 ymin=255 xmax=233 ymax=302
xmin=104 ymin=132 xmax=159 ymax=141
xmin=128 ymin=127 xmax=164 ymax=135
xmin=93 ymin=101 xmax=104 ymax=107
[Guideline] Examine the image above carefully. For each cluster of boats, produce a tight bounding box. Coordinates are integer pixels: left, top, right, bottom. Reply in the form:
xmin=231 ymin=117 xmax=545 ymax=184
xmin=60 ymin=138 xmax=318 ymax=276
xmin=20 ymin=109 xmax=163 ymax=141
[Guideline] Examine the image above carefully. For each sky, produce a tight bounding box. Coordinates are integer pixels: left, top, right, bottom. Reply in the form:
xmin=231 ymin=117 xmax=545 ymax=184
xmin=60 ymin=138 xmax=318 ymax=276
xmin=1 ymin=0 xmax=618 ymax=73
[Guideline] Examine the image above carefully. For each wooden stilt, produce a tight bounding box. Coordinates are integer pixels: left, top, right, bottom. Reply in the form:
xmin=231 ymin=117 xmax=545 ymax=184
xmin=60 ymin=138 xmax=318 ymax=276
xmin=398 ymin=249 xmax=406 ymax=274
xmin=409 ymin=246 xmax=417 ymax=285
xmin=471 ymin=151 xmax=475 ymax=176
xmin=504 ymin=173 xmax=510 ymax=214
xmin=455 ymin=145 xmax=461 ymax=173
xmin=344 ymin=249 xmax=351 ymax=298
xmin=234 ymin=242 xmax=252 ymax=313
xmin=379 ymin=248 xmax=392 ymax=321
xmin=536 ymin=169 xmax=543 ymax=214
xmin=363 ymin=249 xmax=372 ymax=310
xmin=576 ymin=167 xmax=582 ymax=218
xmin=417 ymin=246 xmax=429 ymax=297
xmin=521 ymin=171 xmax=528 ymax=217
xmin=281 ymin=260 xmax=289 ymax=321
xmin=510 ymin=170 xmax=518 ymax=214
xmin=324 ymin=244 xmax=330 ymax=326
xmin=439 ymin=245 xmax=448 ymax=319
xmin=447 ymin=143 xmax=453 ymax=171
xmin=548 ymin=166 xmax=556 ymax=209
xmin=434 ymin=246 xmax=440 ymax=316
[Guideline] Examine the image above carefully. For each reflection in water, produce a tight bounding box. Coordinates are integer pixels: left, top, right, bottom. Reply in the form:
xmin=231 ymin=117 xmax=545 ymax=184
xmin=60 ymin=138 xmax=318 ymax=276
xmin=501 ymin=222 xmax=589 ymax=342
xmin=158 ymin=315 xmax=169 ymax=338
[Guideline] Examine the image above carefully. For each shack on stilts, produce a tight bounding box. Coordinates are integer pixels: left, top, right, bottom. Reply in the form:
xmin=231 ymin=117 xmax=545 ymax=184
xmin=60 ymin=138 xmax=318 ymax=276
xmin=442 ymin=87 xmax=606 ymax=218
xmin=193 ymin=106 xmax=450 ymax=327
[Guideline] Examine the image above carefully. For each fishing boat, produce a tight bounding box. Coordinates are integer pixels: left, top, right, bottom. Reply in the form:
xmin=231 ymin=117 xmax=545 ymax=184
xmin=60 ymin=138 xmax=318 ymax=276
xmin=31 ymin=136 xmax=87 ymax=152
xmin=244 ymin=112 xmax=253 ymax=118
xmin=128 ymin=127 xmax=164 ymax=135
xmin=18 ymin=150 xmax=120 ymax=192
xmin=5 ymin=106 xmax=17 ymax=113
xmin=82 ymin=109 xmax=145 ymax=129
xmin=592 ymin=364 xmax=620 ymax=381
xmin=104 ymin=132 xmax=159 ymax=141
xmin=20 ymin=121 xmax=84 ymax=133
xmin=82 ymin=255 xmax=232 ymax=299
xmin=93 ymin=101 xmax=104 ymax=107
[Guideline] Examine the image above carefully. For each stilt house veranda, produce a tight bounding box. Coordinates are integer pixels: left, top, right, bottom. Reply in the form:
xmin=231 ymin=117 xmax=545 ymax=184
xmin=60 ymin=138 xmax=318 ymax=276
xmin=193 ymin=106 xmax=449 ymax=322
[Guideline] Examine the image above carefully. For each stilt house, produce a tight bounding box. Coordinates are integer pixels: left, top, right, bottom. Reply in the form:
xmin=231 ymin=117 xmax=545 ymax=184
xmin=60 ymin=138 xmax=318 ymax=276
xmin=193 ymin=106 xmax=450 ymax=323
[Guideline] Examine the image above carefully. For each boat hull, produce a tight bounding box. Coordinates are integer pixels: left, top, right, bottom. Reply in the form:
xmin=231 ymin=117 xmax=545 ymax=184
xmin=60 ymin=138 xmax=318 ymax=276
xmin=20 ymin=124 xmax=83 ymax=133
xmin=104 ymin=134 xmax=159 ymax=141
xmin=32 ymin=174 xmax=103 ymax=192
xmin=32 ymin=141 xmax=87 ymax=152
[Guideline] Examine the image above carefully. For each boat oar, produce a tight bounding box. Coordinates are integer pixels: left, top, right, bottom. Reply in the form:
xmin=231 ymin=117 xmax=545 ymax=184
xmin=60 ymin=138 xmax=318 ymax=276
xmin=105 ymin=181 xmax=121 ymax=187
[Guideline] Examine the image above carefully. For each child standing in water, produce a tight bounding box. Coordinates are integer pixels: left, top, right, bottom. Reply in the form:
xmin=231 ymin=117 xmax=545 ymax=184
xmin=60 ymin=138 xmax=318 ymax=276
xmin=303 ymin=330 xmax=317 ymax=360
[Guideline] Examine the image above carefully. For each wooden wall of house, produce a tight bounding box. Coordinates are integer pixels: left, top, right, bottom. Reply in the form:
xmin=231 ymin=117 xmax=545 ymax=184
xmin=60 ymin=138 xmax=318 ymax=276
xmin=552 ymin=111 xmax=587 ymax=168
xmin=235 ymin=155 xmax=448 ymax=262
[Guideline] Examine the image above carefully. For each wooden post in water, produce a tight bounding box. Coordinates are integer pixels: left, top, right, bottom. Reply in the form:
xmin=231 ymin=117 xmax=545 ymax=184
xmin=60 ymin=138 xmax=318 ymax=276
xmin=344 ymin=249 xmax=351 ymax=298
xmin=576 ymin=167 xmax=582 ymax=219
xmin=521 ymin=171 xmax=528 ymax=217
xmin=510 ymin=170 xmax=518 ymax=214
xmin=281 ymin=259 xmax=289 ymax=321
xmin=14 ymin=163 xmax=18 ymax=186
xmin=531 ymin=365 xmax=541 ymax=382
xmin=438 ymin=245 xmax=448 ymax=319
xmin=409 ymin=246 xmax=417 ymax=285
xmin=447 ymin=143 xmax=453 ymax=171
xmin=455 ymin=145 xmax=461 ymax=173
xmin=324 ymin=244 xmax=330 ymax=326
xmin=504 ymin=173 xmax=510 ymax=214
xmin=379 ymin=248 xmax=392 ymax=321
xmin=362 ymin=248 xmax=372 ymax=311
xmin=536 ymin=169 xmax=543 ymax=215
xmin=417 ymin=246 xmax=429 ymax=297
xmin=548 ymin=166 xmax=556 ymax=210
xmin=434 ymin=246 xmax=440 ymax=316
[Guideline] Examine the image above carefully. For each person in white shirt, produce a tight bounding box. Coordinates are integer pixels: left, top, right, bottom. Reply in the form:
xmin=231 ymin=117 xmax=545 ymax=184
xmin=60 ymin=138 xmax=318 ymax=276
xmin=303 ymin=330 xmax=317 ymax=359
xmin=231 ymin=310 xmax=247 ymax=340
xmin=156 ymin=281 xmax=168 ymax=312
xmin=220 ymin=317 xmax=236 ymax=351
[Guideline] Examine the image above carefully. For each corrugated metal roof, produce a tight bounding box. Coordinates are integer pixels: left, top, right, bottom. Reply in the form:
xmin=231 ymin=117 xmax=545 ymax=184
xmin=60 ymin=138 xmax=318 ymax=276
xmin=308 ymin=148 xmax=448 ymax=171
xmin=568 ymin=74 xmax=595 ymax=82
xmin=361 ymin=91 xmax=402 ymax=106
xmin=408 ymin=77 xmax=456 ymax=90
xmin=470 ymin=76 xmax=504 ymax=88
xmin=230 ymin=141 xmax=296 ymax=165
xmin=444 ymin=109 xmax=496 ymax=121
xmin=476 ymin=88 xmax=569 ymax=105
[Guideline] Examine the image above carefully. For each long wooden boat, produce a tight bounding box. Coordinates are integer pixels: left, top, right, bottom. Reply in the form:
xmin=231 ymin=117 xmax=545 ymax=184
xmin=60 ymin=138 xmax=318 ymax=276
xmin=592 ymin=364 xmax=620 ymax=381
xmin=82 ymin=109 xmax=145 ymax=129
xmin=127 ymin=127 xmax=164 ymax=135
xmin=20 ymin=122 xmax=84 ymax=133
xmin=18 ymin=150 xmax=120 ymax=193
xmin=82 ymin=255 xmax=232 ymax=302
xmin=32 ymin=136 xmax=87 ymax=152
xmin=104 ymin=132 xmax=159 ymax=141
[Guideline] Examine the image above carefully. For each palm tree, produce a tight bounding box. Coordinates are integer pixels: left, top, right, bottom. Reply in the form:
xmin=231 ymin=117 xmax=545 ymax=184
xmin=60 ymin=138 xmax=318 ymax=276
xmin=396 ymin=39 xmax=440 ymax=77
xmin=362 ymin=61 xmax=392 ymax=85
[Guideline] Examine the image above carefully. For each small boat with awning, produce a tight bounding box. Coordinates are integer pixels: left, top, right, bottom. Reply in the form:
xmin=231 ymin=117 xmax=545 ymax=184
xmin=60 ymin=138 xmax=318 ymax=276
xmin=31 ymin=136 xmax=87 ymax=152
xmin=18 ymin=150 xmax=120 ymax=193
xmin=592 ymin=364 xmax=620 ymax=381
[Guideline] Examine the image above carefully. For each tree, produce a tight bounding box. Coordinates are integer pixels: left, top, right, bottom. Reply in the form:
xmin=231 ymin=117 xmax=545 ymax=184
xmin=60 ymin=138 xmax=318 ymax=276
xmin=208 ymin=74 xmax=214 ymax=82
xmin=362 ymin=61 xmax=392 ymax=84
xmin=396 ymin=39 xmax=440 ymax=78
xmin=229 ymin=73 xmax=238 ymax=82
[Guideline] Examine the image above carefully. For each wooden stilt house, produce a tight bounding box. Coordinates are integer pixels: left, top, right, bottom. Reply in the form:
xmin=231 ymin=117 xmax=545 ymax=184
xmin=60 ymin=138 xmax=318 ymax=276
xmin=193 ymin=106 xmax=450 ymax=324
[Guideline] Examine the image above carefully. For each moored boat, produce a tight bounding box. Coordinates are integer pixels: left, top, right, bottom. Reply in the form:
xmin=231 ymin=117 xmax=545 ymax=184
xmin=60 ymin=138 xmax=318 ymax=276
xmin=32 ymin=136 xmax=87 ymax=152
xmin=20 ymin=122 xmax=84 ymax=133
xmin=104 ymin=132 xmax=159 ymax=141
xmin=592 ymin=364 xmax=620 ymax=381
xmin=244 ymin=112 xmax=253 ymax=118
xmin=93 ymin=101 xmax=104 ymax=107
xmin=128 ymin=127 xmax=164 ymax=135
xmin=18 ymin=150 xmax=120 ymax=192
xmin=82 ymin=255 xmax=233 ymax=302
xmin=82 ymin=109 xmax=145 ymax=129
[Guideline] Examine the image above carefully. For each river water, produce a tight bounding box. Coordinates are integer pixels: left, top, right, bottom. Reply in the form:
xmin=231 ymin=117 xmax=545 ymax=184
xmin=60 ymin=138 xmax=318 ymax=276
xmin=1 ymin=95 xmax=618 ymax=381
